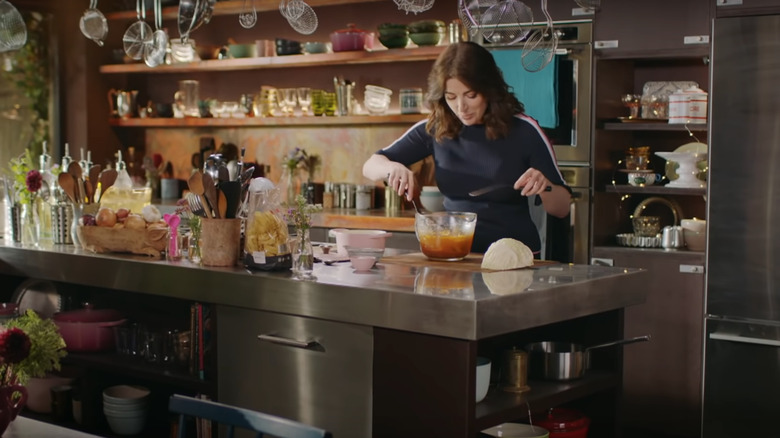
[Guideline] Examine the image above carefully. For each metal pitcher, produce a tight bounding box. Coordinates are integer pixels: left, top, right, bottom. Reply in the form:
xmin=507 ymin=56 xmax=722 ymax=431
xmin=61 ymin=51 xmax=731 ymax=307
xmin=107 ymin=89 xmax=138 ymax=118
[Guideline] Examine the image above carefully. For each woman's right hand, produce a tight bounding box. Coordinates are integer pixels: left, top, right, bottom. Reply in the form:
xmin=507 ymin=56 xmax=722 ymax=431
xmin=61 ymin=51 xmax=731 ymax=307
xmin=387 ymin=163 xmax=417 ymax=201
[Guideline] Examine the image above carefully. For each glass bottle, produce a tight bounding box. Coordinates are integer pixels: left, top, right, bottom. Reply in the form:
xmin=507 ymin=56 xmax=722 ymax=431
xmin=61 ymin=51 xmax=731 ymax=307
xmin=291 ymin=228 xmax=315 ymax=280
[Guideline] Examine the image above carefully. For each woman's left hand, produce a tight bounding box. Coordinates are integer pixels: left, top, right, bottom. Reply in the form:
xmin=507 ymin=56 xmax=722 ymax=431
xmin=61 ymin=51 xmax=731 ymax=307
xmin=514 ymin=168 xmax=551 ymax=196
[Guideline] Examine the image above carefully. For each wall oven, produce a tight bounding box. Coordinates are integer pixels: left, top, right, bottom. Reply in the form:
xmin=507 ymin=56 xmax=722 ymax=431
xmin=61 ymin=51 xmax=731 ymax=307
xmin=485 ymin=21 xmax=594 ymax=264
xmin=485 ymin=20 xmax=593 ymax=165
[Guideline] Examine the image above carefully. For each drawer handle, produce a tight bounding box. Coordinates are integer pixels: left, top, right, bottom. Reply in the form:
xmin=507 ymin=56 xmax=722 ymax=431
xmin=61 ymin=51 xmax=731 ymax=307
xmin=257 ymin=334 xmax=324 ymax=351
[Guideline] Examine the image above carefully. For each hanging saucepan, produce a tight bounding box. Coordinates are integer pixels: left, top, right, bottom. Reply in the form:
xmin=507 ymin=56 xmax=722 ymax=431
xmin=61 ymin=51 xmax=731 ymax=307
xmin=525 ymin=335 xmax=650 ymax=381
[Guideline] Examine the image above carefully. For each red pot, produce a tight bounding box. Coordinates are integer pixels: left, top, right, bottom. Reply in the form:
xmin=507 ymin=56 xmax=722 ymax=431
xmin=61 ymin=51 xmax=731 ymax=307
xmin=53 ymin=308 xmax=126 ymax=352
xmin=532 ymin=408 xmax=590 ymax=438
xmin=330 ymin=24 xmax=370 ymax=52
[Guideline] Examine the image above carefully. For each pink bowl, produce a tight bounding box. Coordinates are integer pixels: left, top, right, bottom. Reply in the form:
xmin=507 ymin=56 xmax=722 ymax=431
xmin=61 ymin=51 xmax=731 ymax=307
xmin=328 ymin=229 xmax=392 ymax=255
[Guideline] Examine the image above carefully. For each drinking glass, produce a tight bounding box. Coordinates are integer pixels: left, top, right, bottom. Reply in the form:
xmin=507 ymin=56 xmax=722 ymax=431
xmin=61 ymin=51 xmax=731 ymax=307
xmin=621 ymin=94 xmax=641 ymax=119
xmin=279 ymin=88 xmax=297 ymax=116
xmin=311 ymin=89 xmax=326 ymax=116
xmin=323 ymin=92 xmax=337 ymax=117
xmin=296 ymin=87 xmax=312 ymax=116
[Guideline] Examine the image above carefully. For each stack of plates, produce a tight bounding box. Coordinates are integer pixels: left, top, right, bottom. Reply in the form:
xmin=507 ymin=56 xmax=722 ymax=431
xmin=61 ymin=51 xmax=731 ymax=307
xmin=481 ymin=423 xmax=549 ymax=437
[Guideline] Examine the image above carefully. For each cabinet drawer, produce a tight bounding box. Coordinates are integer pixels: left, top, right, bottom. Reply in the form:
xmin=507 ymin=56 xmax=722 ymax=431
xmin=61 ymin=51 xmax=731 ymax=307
xmin=217 ymin=306 xmax=373 ymax=438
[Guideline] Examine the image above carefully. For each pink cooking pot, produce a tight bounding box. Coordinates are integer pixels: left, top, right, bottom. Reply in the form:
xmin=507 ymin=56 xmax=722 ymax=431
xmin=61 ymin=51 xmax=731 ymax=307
xmin=53 ymin=307 xmax=126 ymax=352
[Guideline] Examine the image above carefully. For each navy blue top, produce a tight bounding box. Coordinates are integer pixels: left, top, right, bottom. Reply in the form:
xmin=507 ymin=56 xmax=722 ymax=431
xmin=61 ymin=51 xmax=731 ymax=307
xmin=377 ymin=115 xmax=568 ymax=253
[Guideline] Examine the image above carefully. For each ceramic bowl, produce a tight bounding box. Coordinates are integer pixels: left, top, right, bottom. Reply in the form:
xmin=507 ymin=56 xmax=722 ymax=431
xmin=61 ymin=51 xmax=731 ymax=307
xmin=328 ymin=229 xmax=392 ymax=255
xmin=379 ymin=34 xmax=409 ymax=49
xmin=227 ymin=44 xmax=254 ymax=58
xmin=409 ymin=32 xmax=442 ymax=46
xmin=684 ymin=228 xmax=706 ymax=251
xmin=476 ymin=356 xmax=491 ymax=402
xmin=345 ymin=246 xmax=385 ymax=271
xmin=419 ymin=190 xmax=445 ymax=212
xmin=103 ymin=385 xmax=151 ymax=405
xmin=303 ymin=41 xmax=330 ymax=54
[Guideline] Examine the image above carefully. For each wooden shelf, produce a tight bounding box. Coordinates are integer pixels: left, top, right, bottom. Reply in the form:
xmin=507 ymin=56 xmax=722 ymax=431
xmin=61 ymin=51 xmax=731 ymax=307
xmin=109 ymin=113 xmax=427 ymax=127
xmin=100 ymin=45 xmax=445 ymax=74
xmin=604 ymin=184 xmax=706 ymax=196
xmin=593 ymin=245 xmax=705 ymax=258
xmin=104 ymin=0 xmax=384 ymax=21
xmin=475 ymin=371 xmax=619 ymax=430
xmin=601 ymin=121 xmax=708 ymax=131
xmin=64 ymin=353 xmax=216 ymax=394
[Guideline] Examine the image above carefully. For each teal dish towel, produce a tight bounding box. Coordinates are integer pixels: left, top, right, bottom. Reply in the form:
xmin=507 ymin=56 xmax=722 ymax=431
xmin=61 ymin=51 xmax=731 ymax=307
xmin=492 ymin=49 xmax=559 ymax=129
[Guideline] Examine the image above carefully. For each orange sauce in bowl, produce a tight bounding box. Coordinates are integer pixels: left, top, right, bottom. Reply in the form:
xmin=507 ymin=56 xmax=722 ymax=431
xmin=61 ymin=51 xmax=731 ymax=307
xmin=418 ymin=234 xmax=474 ymax=260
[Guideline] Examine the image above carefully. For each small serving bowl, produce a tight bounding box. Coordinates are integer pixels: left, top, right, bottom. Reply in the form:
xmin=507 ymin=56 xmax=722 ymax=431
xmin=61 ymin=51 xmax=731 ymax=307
xmin=345 ymin=246 xmax=385 ymax=271
xmin=409 ymin=31 xmax=442 ymax=46
xmin=419 ymin=189 xmax=445 ymax=212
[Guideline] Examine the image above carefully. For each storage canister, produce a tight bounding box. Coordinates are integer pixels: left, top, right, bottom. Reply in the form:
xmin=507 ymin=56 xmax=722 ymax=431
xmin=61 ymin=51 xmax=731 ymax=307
xmin=355 ymin=185 xmax=374 ymax=210
xmin=668 ymin=86 xmax=708 ymax=124
xmin=400 ymin=88 xmax=423 ymax=114
xmin=339 ymin=183 xmax=356 ymax=208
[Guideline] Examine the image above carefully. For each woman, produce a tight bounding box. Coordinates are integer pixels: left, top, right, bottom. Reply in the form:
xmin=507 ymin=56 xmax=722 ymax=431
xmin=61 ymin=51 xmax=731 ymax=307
xmin=362 ymin=42 xmax=571 ymax=254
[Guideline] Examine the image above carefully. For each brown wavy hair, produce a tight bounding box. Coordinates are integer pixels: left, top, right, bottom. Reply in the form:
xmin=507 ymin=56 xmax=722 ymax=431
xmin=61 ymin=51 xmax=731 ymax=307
xmin=425 ymin=42 xmax=524 ymax=142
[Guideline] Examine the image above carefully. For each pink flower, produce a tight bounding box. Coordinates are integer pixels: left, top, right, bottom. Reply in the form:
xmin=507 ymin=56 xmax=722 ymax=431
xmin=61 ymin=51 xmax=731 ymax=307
xmin=0 ymin=328 xmax=31 ymax=365
xmin=25 ymin=170 xmax=42 ymax=193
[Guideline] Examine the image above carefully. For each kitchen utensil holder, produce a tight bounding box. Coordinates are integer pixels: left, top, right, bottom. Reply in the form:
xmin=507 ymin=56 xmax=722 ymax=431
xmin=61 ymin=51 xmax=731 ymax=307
xmin=52 ymin=203 xmax=74 ymax=244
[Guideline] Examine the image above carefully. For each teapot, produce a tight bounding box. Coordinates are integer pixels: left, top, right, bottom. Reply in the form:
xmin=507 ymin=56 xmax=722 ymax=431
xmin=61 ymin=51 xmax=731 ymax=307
xmin=107 ymin=89 xmax=139 ymax=119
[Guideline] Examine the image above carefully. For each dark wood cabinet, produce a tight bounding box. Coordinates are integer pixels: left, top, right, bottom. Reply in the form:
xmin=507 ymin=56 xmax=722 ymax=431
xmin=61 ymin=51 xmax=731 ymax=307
xmin=591 ymin=247 xmax=704 ymax=438
xmin=714 ymin=0 xmax=780 ymax=17
xmin=593 ymin=0 xmax=711 ymax=58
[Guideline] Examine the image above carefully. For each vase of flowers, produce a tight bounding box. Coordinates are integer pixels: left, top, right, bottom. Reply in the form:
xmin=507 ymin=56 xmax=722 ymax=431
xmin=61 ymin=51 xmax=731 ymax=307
xmin=19 ymin=170 xmax=44 ymax=248
xmin=0 ymin=310 xmax=66 ymax=434
xmin=285 ymin=194 xmax=322 ymax=280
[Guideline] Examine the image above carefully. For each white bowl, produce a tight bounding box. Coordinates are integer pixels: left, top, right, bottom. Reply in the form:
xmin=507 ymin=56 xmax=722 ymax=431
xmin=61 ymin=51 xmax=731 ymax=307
xmin=684 ymin=228 xmax=706 ymax=251
xmin=328 ymin=229 xmax=392 ymax=255
xmin=419 ymin=191 xmax=445 ymax=212
xmin=476 ymin=356 xmax=491 ymax=403
xmin=104 ymin=405 xmax=148 ymax=417
xmin=421 ymin=185 xmax=440 ymax=193
xmin=105 ymin=412 xmax=148 ymax=435
xmin=681 ymin=218 xmax=706 ymax=233
xmin=103 ymin=400 xmax=148 ymax=411
xmin=103 ymin=385 xmax=150 ymax=405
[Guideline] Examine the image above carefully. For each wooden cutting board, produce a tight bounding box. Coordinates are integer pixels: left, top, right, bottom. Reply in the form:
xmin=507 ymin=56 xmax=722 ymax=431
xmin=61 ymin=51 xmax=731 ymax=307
xmin=380 ymin=252 xmax=559 ymax=272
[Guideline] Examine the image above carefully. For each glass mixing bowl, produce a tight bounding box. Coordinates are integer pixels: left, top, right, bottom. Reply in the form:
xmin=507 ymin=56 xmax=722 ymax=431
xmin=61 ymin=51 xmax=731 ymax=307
xmin=414 ymin=211 xmax=477 ymax=261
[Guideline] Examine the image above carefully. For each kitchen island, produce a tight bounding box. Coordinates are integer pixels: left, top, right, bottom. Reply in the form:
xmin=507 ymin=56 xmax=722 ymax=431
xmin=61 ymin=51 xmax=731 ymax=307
xmin=0 ymin=240 xmax=646 ymax=438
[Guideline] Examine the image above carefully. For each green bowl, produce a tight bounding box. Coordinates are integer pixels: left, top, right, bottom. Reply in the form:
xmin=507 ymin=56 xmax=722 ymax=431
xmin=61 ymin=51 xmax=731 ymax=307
xmin=408 ymin=19 xmax=445 ymax=34
xmin=378 ymin=28 xmax=409 ymax=39
xmin=378 ymin=23 xmax=408 ymax=32
xmin=409 ymin=32 xmax=442 ymax=47
xmin=379 ymin=35 xmax=410 ymax=49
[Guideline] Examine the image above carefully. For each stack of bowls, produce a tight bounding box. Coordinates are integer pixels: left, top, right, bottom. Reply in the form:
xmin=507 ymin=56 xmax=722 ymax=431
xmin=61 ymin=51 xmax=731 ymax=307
xmin=102 ymin=385 xmax=150 ymax=436
xmin=275 ymin=38 xmax=302 ymax=56
xmin=364 ymin=85 xmax=392 ymax=115
xmin=408 ymin=20 xmax=445 ymax=46
xmin=377 ymin=23 xmax=409 ymax=49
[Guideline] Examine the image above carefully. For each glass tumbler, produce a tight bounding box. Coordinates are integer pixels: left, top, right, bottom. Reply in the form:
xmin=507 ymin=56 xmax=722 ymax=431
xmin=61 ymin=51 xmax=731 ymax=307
xmin=297 ymin=87 xmax=312 ymax=116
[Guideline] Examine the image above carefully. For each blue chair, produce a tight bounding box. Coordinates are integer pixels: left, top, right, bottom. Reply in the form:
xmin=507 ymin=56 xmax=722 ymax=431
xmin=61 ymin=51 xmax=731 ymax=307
xmin=168 ymin=394 xmax=333 ymax=438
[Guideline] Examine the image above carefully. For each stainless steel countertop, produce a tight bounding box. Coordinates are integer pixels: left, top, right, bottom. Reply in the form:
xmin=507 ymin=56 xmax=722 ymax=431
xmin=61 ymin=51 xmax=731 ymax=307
xmin=0 ymin=240 xmax=646 ymax=340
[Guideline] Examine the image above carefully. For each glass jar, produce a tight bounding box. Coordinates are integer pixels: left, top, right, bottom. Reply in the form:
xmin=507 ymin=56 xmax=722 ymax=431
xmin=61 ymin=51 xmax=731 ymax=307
xmin=355 ymin=185 xmax=374 ymax=210
xmin=400 ymin=88 xmax=423 ymax=114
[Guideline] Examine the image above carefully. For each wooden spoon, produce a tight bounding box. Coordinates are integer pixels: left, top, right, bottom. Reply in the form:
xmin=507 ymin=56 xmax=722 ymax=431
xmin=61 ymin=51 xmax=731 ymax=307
xmin=57 ymin=172 xmax=78 ymax=204
xmin=88 ymin=164 xmax=102 ymax=198
xmin=98 ymin=169 xmax=117 ymax=202
xmin=202 ymin=173 xmax=219 ymax=219
xmin=217 ymin=188 xmax=227 ymax=220
xmin=67 ymin=161 xmax=85 ymax=203
xmin=188 ymin=171 xmax=213 ymax=218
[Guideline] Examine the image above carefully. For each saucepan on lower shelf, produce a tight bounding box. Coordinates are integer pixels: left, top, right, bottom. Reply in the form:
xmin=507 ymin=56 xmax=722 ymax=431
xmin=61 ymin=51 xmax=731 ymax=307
xmin=525 ymin=335 xmax=650 ymax=381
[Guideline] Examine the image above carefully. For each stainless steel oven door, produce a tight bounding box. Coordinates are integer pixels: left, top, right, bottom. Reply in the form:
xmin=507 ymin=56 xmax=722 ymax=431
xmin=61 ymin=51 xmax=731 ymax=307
xmin=548 ymin=43 xmax=592 ymax=164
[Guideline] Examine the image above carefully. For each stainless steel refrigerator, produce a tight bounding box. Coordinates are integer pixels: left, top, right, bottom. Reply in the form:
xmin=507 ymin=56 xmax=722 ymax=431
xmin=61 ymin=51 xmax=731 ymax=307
xmin=703 ymin=14 xmax=780 ymax=437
